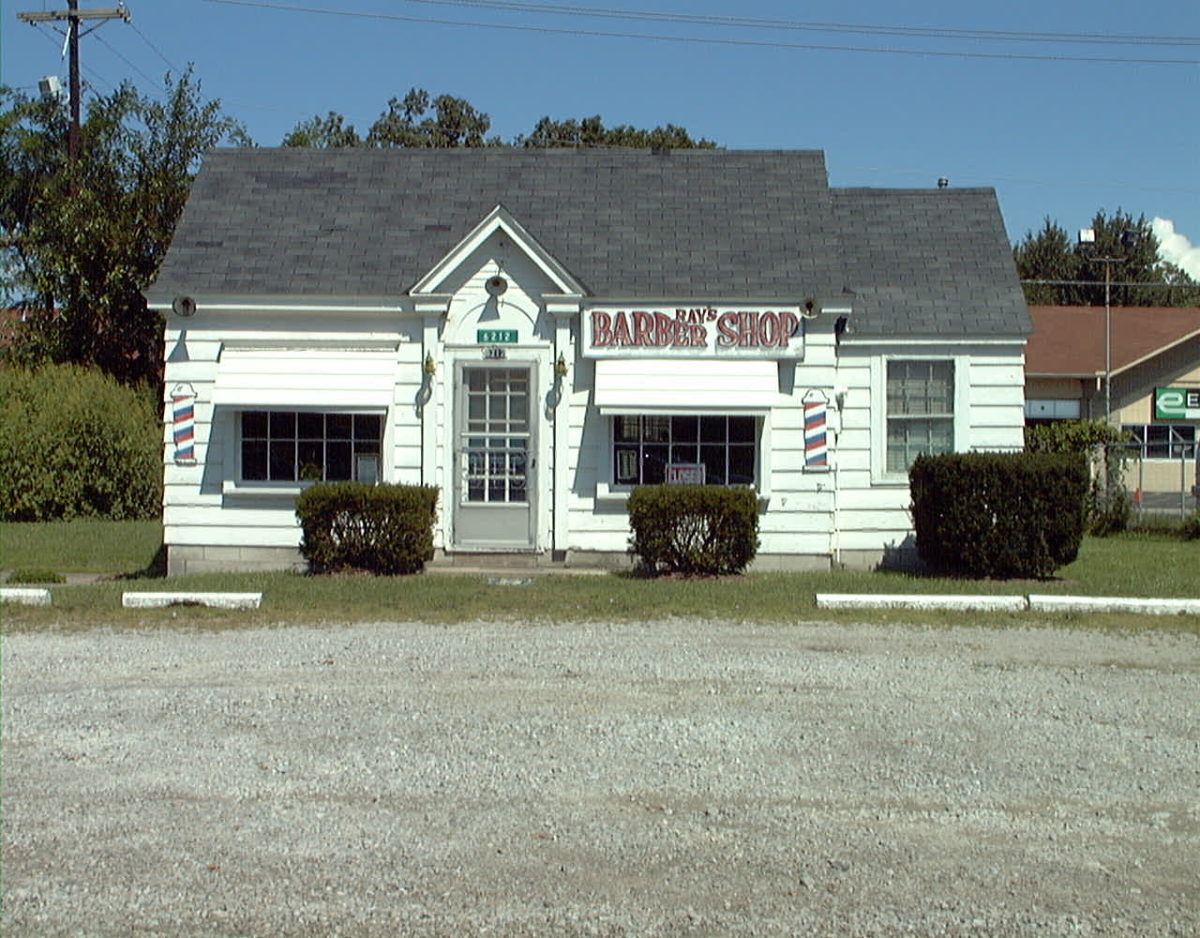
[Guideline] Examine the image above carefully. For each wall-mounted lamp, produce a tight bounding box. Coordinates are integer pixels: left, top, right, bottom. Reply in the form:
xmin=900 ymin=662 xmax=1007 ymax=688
xmin=423 ymin=352 xmax=437 ymax=376
xmin=555 ymin=352 xmax=569 ymax=378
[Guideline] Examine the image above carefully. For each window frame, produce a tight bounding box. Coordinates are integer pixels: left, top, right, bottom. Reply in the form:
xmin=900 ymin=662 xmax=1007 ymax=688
xmin=1121 ymin=423 xmax=1198 ymax=461
xmin=225 ymin=407 xmax=387 ymax=495
xmin=872 ymin=354 xmax=966 ymax=483
xmin=596 ymin=411 xmax=772 ymax=502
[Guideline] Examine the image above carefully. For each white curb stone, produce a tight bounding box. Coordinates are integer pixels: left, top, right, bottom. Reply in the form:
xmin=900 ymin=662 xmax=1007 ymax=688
xmin=122 ymin=592 xmax=262 ymax=610
xmin=815 ymin=593 xmax=1028 ymax=612
xmin=1028 ymin=595 xmax=1200 ymax=616
xmin=0 ymin=587 xmax=52 ymax=606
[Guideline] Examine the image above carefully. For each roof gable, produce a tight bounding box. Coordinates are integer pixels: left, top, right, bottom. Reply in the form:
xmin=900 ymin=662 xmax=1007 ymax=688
xmin=411 ymin=204 xmax=583 ymax=296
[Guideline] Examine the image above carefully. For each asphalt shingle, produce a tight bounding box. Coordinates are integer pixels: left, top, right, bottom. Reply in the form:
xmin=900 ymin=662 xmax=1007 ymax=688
xmin=149 ymin=148 xmax=1028 ymax=337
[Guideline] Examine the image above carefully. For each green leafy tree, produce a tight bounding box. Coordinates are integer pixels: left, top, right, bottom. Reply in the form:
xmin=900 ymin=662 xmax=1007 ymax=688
xmin=367 ymin=89 xmax=497 ymax=148
xmin=518 ymin=115 xmax=716 ymax=149
xmin=283 ymin=89 xmax=714 ymax=150
xmin=281 ymin=111 xmax=363 ymax=148
xmin=1 ymin=69 xmax=246 ymax=385
xmin=1014 ymin=209 xmax=1200 ymax=307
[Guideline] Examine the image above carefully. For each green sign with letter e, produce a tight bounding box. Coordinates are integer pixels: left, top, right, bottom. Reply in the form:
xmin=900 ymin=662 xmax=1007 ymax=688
xmin=1154 ymin=387 xmax=1200 ymax=420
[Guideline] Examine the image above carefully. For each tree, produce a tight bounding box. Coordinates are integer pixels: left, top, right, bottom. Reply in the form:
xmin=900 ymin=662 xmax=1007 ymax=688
xmin=1 ymin=69 xmax=246 ymax=385
xmin=282 ymin=89 xmax=715 ymax=151
xmin=281 ymin=111 xmax=362 ymax=148
xmin=518 ymin=115 xmax=716 ymax=149
xmin=367 ymin=89 xmax=497 ymax=148
xmin=1014 ymin=209 xmax=1200 ymax=307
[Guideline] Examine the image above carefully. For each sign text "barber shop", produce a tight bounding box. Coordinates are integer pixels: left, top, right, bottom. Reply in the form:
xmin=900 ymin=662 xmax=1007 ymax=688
xmin=583 ymin=306 xmax=805 ymax=359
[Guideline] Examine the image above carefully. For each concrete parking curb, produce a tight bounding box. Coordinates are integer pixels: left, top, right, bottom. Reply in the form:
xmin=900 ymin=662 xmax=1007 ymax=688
xmin=122 ymin=592 xmax=263 ymax=610
xmin=0 ymin=587 xmax=52 ymax=606
xmin=816 ymin=593 xmax=1200 ymax=615
xmin=1027 ymin=595 xmax=1200 ymax=616
xmin=816 ymin=593 xmax=1028 ymax=612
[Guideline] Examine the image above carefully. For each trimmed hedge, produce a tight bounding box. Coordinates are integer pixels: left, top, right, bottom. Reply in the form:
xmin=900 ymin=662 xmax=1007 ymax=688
xmin=0 ymin=364 xmax=162 ymax=521
xmin=910 ymin=452 xmax=1088 ymax=579
xmin=628 ymin=484 xmax=759 ymax=576
xmin=296 ymin=482 xmax=438 ymax=575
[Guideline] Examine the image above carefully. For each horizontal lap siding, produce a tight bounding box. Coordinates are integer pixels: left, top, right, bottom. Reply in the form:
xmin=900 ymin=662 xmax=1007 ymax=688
xmin=163 ymin=319 xmax=419 ymax=554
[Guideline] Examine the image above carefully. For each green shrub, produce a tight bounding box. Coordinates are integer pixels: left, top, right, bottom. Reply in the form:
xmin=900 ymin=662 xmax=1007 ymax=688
xmin=0 ymin=365 xmax=162 ymax=521
xmin=628 ymin=484 xmax=759 ymax=576
xmin=1025 ymin=419 xmax=1131 ymax=535
xmin=910 ymin=452 xmax=1088 ymax=579
xmin=296 ymin=482 xmax=438 ymax=575
xmin=1182 ymin=511 xmax=1200 ymax=541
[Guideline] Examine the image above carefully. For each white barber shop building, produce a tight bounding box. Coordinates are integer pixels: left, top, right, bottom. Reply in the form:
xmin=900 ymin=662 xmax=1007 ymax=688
xmin=146 ymin=148 xmax=1030 ymax=575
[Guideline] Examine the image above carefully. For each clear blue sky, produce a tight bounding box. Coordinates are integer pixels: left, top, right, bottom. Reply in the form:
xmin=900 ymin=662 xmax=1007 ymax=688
xmin=4 ymin=0 xmax=1199 ymax=275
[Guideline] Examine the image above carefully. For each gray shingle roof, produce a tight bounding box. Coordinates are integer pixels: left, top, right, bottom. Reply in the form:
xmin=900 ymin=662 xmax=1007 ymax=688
xmin=833 ymin=188 xmax=1030 ymax=336
xmin=149 ymin=148 xmax=1028 ymax=337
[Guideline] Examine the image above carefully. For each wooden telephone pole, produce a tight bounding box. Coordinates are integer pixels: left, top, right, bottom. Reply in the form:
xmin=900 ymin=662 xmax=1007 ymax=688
xmin=16 ymin=2 xmax=131 ymax=160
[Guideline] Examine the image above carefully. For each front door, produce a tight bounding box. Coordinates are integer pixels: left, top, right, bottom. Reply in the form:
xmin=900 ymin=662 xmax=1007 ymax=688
xmin=453 ymin=364 xmax=536 ymax=549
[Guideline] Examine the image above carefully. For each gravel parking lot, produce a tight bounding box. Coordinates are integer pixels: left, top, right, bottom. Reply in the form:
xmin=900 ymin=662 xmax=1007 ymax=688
xmin=3 ymin=619 xmax=1198 ymax=937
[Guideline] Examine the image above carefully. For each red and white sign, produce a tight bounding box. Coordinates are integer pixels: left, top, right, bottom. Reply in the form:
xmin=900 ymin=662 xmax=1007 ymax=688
xmin=584 ymin=305 xmax=805 ymax=359
xmin=666 ymin=463 xmax=706 ymax=485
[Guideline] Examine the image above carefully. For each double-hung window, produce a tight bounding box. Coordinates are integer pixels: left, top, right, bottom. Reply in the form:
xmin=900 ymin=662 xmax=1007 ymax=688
xmin=613 ymin=414 xmax=758 ymax=486
xmin=240 ymin=411 xmax=382 ymax=483
xmin=886 ymin=360 xmax=955 ymax=473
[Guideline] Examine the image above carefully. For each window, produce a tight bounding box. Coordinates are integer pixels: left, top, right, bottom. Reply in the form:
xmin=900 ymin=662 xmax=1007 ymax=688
xmin=240 ymin=411 xmax=382 ymax=482
xmin=886 ymin=360 xmax=954 ymax=473
xmin=613 ymin=415 xmax=757 ymax=486
xmin=462 ymin=367 xmax=530 ymax=504
xmin=1122 ymin=424 xmax=1197 ymax=460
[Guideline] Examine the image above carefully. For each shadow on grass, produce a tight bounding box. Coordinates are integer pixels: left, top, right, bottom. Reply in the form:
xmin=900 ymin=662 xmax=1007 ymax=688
xmin=114 ymin=543 xmax=168 ymax=581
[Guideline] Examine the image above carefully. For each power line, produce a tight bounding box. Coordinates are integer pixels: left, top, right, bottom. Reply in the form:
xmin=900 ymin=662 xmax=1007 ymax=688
xmin=201 ymin=0 xmax=1200 ymax=65
xmin=126 ymin=7 xmax=180 ymax=73
xmin=391 ymin=0 xmax=1200 ymax=47
xmin=17 ymin=2 xmax=131 ymax=159
xmin=93 ymin=31 xmax=159 ymax=86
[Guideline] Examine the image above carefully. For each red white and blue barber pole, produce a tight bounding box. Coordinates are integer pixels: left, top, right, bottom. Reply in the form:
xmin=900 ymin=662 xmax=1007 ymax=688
xmin=803 ymin=389 xmax=829 ymax=471
xmin=170 ymin=384 xmax=197 ymax=464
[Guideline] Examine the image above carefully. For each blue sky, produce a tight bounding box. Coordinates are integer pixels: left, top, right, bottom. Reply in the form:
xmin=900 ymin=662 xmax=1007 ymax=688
xmin=4 ymin=0 xmax=1199 ymax=276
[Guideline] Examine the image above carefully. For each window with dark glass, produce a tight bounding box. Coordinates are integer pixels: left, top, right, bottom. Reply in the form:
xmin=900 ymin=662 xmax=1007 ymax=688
xmin=1122 ymin=424 xmax=1197 ymax=460
xmin=613 ymin=415 xmax=757 ymax=486
xmin=240 ymin=411 xmax=382 ymax=482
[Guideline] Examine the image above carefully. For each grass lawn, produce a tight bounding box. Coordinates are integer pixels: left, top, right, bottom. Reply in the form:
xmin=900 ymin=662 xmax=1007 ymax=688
xmin=0 ymin=519 xmax=163 ymax=574
xmin=1 ymin=520 xmax=1196 ymax=633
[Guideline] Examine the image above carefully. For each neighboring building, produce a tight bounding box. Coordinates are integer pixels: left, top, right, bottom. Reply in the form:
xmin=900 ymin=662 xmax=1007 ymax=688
xmin=145 ymin=148 xmax=1029 ymax=575
xmin=1025 ymin=305 xmax=1200 ymax=501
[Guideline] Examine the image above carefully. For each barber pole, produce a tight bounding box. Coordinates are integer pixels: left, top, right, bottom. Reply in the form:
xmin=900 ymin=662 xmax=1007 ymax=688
xmin=171 ymin=384 xmax=196 ymax=464
xmin=803 ymin=389 xmax=829 ymax=471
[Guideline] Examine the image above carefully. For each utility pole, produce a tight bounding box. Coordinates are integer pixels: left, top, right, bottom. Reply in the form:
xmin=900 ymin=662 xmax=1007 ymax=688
xmin=1077 ymin=228 xmax=1126 ymax=426
xmin=16 ymin=3 xmax=131 ymax=161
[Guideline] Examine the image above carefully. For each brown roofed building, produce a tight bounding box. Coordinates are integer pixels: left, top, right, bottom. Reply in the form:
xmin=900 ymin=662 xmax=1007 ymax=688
xmin=1025 ymin=305 xmax=1200 ymax=506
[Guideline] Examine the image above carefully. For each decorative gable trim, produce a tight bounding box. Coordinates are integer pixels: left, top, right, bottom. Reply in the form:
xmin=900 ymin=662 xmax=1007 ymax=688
xmin=409 ymin=204 xmax=585 ymax=297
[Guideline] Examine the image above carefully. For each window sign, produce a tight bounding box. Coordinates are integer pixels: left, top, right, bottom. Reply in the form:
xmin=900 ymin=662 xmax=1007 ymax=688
xmin=1155 ymin=387 xmax=1200 ymax=420
xmin=666 ymin=463 xmax=706 ymax=485
xmin=584 ymin=305 xmax=805 ymax=359
xmin=613 ymin=415 xmax=756 ymax=486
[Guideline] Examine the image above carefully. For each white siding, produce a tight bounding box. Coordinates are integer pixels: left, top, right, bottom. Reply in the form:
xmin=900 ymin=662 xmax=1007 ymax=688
xmin=162 ymin=312 xmax=420 ymax=558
